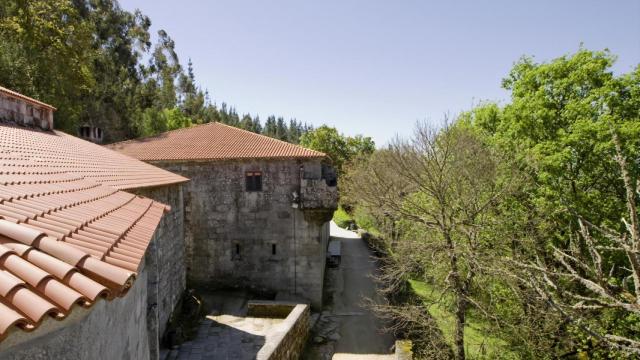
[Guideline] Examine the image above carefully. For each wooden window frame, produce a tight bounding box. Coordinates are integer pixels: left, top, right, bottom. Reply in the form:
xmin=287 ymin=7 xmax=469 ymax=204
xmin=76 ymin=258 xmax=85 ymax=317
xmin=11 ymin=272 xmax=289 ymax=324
xmin=245 ymin=171 xmax=263 ymax=192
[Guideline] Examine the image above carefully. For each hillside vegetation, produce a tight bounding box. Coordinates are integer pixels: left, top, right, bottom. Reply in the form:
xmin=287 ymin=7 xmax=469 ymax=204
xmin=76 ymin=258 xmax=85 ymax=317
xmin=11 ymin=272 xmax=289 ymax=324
xmin=0 ymin=0 xmax=312 ymax=143
xmin=340 ymin=50 xmax=640 ymax=359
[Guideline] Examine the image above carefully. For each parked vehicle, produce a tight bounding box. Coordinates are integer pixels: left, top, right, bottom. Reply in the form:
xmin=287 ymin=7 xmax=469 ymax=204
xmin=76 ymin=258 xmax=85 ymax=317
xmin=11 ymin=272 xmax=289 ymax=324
xmin=327 ymin=239 xmax=341 ymax=267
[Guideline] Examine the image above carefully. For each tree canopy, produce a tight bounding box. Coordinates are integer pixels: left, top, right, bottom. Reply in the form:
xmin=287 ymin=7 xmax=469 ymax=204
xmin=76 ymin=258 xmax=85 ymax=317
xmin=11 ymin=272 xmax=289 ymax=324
xmin=299 ymin=125 xmax=375 ymax=171
xmin=342 ymin=49 xmax=640 ymax=358
xmin=0 ymin=0 xmax=315 ymax=143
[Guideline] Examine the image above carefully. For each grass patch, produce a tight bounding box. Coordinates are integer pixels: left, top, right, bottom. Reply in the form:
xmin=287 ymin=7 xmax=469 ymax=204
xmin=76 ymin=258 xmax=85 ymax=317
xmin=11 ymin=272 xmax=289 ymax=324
xmin=409 ymin=279 xmax=517 ymax=359
xmin=332 ymin=206 xmax=353 ymax=228
xmin=352 ymin=207 xmax=382 ymax=237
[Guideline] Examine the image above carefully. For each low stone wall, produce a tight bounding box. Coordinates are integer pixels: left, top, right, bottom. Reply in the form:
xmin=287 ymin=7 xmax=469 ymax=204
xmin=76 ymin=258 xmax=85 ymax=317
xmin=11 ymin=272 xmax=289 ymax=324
xmin=248 ymin=300 xmax=301 ymax=318
xmin=248 ymin=301 xmax=310 ymax=360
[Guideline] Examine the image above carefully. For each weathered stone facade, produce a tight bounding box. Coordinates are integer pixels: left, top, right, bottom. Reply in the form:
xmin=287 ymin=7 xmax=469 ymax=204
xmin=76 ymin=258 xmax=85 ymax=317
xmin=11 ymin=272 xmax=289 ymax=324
xmin=247 ymin=302 xmax=311 ymax=360
xmin=0 ymin=88 xmax=189 ymax=359
xmin=0 ymin=89 xmax=54 ymax=130
xmin=0 ymin=184 xmax=188 ymax=360
xmin=133 ymin=184 xmax=187 ymax=358
xmin=151 ymin=158 xmax=337 ymax=309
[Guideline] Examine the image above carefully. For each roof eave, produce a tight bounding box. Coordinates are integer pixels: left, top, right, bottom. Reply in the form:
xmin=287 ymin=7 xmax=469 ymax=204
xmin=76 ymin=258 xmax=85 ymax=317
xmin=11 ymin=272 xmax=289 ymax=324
xmin=0 ymin=87 xmax=56 ymax=111
xmin=144 ymin=155 xmax=328 ymax=163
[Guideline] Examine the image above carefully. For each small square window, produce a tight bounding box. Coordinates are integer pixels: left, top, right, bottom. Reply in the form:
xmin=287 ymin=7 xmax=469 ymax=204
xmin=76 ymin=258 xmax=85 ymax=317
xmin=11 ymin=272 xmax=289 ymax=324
xmin=271 ymin=244 xmax=276 ymax=255
xmin=245 ymin=171 xmax=262 ymax=192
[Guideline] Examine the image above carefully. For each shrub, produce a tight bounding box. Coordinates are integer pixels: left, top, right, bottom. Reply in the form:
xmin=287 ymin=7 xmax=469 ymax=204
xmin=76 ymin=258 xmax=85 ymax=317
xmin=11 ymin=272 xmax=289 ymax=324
xmin=332 ymin=206 xmax=353 ymax=228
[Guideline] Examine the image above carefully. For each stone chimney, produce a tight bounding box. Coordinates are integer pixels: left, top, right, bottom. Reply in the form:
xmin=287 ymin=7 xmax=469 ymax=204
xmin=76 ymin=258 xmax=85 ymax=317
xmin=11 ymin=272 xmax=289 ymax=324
xmin=0 ymin=86 xmax=56 ymax=130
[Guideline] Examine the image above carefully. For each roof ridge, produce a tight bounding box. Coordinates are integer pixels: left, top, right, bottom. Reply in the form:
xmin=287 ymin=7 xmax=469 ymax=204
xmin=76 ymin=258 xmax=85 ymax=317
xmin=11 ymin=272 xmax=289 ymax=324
xmin=108 ymin=122 xmax=217 ymax=146
xmin=0 ymin=85 xmax=56 ymax=111
xmin=107 ymin=121 xmax=328 ymax=160
xmin=214 ymin=122 xmax=325 ymax=156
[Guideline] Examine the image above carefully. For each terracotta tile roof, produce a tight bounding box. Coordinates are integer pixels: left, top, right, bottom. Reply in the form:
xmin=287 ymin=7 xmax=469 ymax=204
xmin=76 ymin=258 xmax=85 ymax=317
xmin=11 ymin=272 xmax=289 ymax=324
xmin=106 ymin=122 xmax=326 ymax=161
xmin=0 ymin=86 xmax=56 ymax=111
xmin=0 ymin=123 xmax=186 ymax=342
xmin=0 ymin=124 xmax=188 ymax=190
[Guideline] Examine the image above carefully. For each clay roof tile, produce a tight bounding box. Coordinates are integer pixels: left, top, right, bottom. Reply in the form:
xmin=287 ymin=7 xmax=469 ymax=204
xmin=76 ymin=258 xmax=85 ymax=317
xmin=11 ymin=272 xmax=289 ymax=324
xmin=107 ymin=122 xmax=327 ymax=161
xmin=0 ymin=121 xmax=185 ymax=342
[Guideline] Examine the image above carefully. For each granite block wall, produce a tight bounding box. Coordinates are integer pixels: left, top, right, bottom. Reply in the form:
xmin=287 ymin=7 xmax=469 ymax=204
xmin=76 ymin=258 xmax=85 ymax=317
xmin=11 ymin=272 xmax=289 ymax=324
xmin=0 ymin=184 xmax=187 ymax=360
xmin=133 ymin=184 xmax=187 ymax=348
xmin=151 ymin=158 xmax=337 ymax=309
xmin=252 ymin=303 xmax=310 ymax=360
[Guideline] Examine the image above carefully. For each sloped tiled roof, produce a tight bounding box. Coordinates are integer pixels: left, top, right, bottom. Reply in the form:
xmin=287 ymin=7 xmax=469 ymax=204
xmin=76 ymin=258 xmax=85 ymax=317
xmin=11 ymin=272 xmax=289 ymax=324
xmin=0 ymin=86 xmax=56 ymax=111
xmin=0 ymin=123 xmax=187 ymax=342
xmin=106 ymin=122 xmax=326 ymax=161
xmin=1 ymin=124 xmax=188 ymax=190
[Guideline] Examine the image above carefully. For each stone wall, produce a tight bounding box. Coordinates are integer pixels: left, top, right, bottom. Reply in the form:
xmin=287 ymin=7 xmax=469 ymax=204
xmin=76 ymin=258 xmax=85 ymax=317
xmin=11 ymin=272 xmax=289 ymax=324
xmin=247 ymin=301 xmax=310 ymax=360
xmin=132 ymin=184 xmax=187 ymax=352
xmin=0 ymin=267 xmax=151 ymax=360
xmin=0 ymin=184 xmax=187 ymax=360
xmin=0 ymin=92 xmax=53 ymax=130
xmin=151 ymin=158 xmax=337 ymax=310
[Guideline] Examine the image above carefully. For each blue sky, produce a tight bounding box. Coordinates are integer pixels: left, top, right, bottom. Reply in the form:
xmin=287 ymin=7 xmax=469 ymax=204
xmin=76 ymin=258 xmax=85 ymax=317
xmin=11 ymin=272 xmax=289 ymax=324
xmin=120 ymin=0 xmax=640 ymax=146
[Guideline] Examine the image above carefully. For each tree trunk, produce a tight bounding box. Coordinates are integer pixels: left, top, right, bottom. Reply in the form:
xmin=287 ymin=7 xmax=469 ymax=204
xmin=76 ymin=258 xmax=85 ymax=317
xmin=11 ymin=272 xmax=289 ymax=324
xmin=454 ymin=293 xmax=467 ymax=360
xmin=444 ymin=228 xmax=466 ymax=360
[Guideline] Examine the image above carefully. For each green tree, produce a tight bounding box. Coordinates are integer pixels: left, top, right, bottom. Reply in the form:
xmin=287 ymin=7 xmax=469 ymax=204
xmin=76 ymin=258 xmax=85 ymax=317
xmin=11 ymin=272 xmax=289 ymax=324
xmin=0 ymin=0 xmax=95 ymax=130
xmin=466 ymin=49 xmax=640 ymax=357
xmin=344 ymin=123 xmax=516 ymax=360
xmin=475 ymin=50 xmax=640 ymax=231
xmin=179 ymin=58 xmax=207 ymax=123
xmin=275 ymin=117 xmax=288 ymax=141
xmin=252 ymin=115 xmax=263 ymax=134
xmin=300 ymin=126 xmax=350 ymax=170
xmin=239 ymin=114 xmax=255 ymax=131
xmin=80 ymin=0 xmax=155 ymax=140
xmin=300 ymin=125 xmax=375 ymax=172
xmin=0 ymin=0 xmax=322 ymax=146
xmin=151 ymin=30 xmax=181 ymax=109
xmin=263 ymin=116 xmax=277 ymax=137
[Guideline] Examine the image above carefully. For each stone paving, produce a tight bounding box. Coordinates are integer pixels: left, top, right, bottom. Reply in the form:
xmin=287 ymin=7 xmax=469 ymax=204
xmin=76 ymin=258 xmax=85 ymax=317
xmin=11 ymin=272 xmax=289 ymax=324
xmin=167 ymin=314 xmax=283 ymax=360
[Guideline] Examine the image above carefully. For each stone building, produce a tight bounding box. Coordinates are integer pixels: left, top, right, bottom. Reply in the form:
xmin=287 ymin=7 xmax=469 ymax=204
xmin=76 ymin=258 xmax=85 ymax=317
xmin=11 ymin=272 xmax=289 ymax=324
xmin=78 ymin=124 xmax=105 ymax=143
xmin=108 ymin=123 xmax=338 ymax=309
xmin=0 ymin=88 xmax=189 ymax=359
xmin=0 ymin=86 xmax=55 ymax=130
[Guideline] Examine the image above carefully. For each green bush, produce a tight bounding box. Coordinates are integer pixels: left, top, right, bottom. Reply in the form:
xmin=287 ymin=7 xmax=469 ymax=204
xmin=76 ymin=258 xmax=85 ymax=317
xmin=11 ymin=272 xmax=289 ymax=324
xmin=353 ymin=207 xmax=377 ymax=232
xmin=332 ymin=206 xmax=353 ymax=228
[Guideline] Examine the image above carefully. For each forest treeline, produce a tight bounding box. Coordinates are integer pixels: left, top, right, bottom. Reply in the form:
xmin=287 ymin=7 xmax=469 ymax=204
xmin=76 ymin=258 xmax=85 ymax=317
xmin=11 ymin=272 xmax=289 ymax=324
xmin=0 ymin=0 xmax=311 ymax=143
xmin=336 ymin=49 xmax=640 ymax=359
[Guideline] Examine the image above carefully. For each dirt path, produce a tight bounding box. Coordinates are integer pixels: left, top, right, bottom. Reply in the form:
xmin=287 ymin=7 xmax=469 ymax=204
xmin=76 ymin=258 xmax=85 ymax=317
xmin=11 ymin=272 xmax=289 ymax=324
xmin=305 ymin=223 xmax=395 ymax=359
